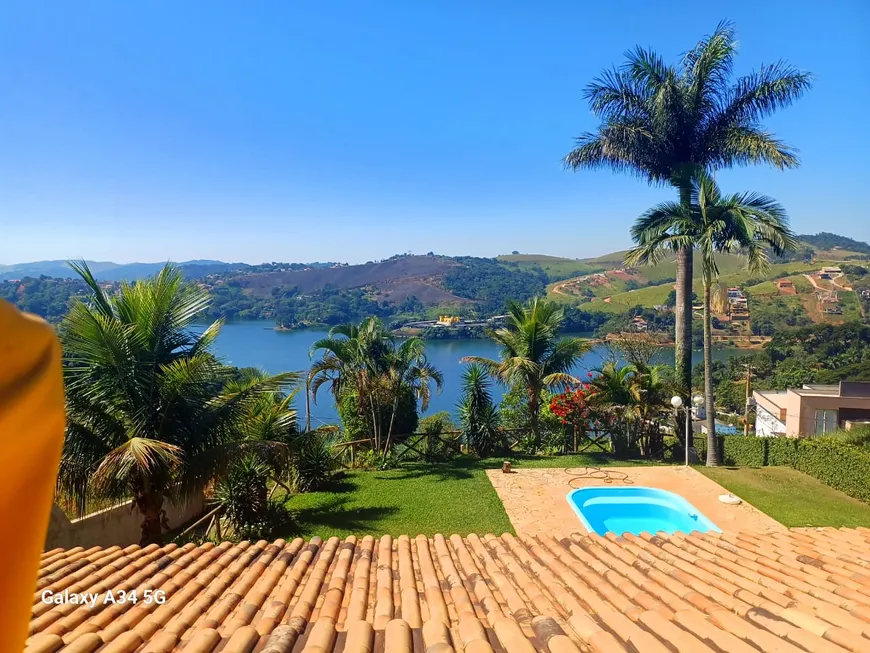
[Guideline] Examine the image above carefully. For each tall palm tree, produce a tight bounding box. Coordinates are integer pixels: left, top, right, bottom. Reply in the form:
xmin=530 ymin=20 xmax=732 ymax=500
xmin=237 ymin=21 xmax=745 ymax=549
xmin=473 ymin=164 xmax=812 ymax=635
xmin=626 ymin=172 xmax=796 ymax=464
xmin=564 ymin=20 xmax=811 ymax=398
xmin=59 ymin=262 xmax=300 ymax=544
xmin=462 ymin=298 xmax=588 ymax=452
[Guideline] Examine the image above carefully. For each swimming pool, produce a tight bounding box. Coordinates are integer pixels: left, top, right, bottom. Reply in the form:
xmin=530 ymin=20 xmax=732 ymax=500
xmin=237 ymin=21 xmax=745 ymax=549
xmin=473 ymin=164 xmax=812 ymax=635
xmin=567 ymin=486 xmax=720 ymax=536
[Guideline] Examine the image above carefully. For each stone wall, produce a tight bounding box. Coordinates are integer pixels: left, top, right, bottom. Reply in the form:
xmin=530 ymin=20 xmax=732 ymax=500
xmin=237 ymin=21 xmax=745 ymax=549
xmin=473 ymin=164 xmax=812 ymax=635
xmin=45 ymin=494 xmax=205 ymax=549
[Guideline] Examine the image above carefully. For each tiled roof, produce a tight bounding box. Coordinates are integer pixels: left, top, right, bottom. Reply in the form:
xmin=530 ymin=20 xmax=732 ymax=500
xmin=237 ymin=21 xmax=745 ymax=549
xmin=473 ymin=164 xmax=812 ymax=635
xmin=28 ymin=527 xmax=870 ymax=653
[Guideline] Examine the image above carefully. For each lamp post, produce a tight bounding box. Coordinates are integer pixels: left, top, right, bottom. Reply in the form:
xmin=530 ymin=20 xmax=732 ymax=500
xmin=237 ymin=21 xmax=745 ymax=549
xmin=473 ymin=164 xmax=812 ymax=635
xmin=672 ymin=394 xmax=705 ymax=466
xmin=671 ymin=396 xmax=687 ymax=466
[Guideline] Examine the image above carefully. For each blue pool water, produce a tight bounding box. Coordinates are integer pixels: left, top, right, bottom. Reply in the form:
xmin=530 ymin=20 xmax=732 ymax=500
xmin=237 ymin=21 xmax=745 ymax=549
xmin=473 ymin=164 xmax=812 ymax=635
xmin=567 ymin=486 xmax=721 ymax=536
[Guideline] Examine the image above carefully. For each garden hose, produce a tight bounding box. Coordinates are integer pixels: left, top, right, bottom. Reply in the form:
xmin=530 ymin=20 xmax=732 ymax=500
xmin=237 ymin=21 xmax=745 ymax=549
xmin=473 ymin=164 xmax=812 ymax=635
xmin=565 ymin=467 xmax=633 ymax=489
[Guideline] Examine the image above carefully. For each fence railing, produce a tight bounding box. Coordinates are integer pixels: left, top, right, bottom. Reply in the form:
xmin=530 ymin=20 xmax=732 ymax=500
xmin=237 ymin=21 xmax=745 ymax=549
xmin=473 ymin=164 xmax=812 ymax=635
xmin=329 ymin=426 xmax=616 ymax=467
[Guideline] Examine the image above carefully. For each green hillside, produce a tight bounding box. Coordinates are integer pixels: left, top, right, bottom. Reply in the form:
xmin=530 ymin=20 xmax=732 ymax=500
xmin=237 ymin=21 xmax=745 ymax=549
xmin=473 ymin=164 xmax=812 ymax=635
xmin=497 ymin=254 xmax=604 ymax=281
xmin=548 ymin=251 xmax=749 ymax=304
xmin=579 ymin=261 xmax=821 ymax=314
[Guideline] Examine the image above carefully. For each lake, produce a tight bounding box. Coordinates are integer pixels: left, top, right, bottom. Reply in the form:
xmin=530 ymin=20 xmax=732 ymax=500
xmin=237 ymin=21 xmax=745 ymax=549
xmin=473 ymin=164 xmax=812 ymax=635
xmin=206 ymin=320 xmax=744 ymax=427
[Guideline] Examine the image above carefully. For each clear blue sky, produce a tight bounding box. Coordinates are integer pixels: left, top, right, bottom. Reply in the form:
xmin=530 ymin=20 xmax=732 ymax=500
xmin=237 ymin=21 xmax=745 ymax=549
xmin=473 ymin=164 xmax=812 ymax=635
xmin=1 ymin=1 xmax=868 ymax=265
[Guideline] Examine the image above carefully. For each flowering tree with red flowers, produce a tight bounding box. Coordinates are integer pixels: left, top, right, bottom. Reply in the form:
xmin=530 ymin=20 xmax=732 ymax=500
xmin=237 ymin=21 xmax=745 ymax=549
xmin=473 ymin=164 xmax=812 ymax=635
xmin=549 ymin=383 xmax=591 ymax=451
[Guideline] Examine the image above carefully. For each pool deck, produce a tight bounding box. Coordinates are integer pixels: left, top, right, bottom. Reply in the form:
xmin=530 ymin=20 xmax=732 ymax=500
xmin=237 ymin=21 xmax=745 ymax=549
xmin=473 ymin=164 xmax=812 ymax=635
xmin=487 ymin=465 xmax=785 ymax=536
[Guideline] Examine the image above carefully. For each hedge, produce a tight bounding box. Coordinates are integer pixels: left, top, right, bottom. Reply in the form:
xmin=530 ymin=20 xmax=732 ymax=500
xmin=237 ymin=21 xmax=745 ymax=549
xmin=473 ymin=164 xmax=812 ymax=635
xmin=670 ymin=434 xmax=870 ymax=505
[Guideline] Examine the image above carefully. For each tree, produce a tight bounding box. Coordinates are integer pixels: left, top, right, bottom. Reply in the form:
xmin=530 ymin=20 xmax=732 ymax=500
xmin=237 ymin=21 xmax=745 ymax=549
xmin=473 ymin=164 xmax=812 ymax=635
xmin=309 ymin=317 xmax=442 ymax=462
xmin=462 ymin=298 xmax=588 ymax=452
xmin=564 ymin=21 xmax=811 ymax=399
xmin=585 ymin=361 xmax=672 ymax=457
xmin=59 ymin=262 xmax=300 ymax=544
xmin=458 ymin=364 xmax=504 ymax=457
xmin=381 ymin=338 xmax=444 ymax=457
xmin=626 ymin=171 xmax=795 ymax=464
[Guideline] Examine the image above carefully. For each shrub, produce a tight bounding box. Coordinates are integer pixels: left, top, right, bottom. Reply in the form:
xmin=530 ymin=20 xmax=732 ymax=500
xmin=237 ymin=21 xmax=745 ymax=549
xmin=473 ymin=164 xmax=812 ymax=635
xmin=721 ymin=436 xmax=765 ymax=467
xmin=500 ymin=386 xmax=565 ymax=453
xmin=678 ymin=433 xmax=870 ymax=506
xmin=827 ymin=425 xmax=870 ymax=449
xmin=458 ymin=364 xmax=506 ymax=458
xmin=338 ymin=387 xmax=419 ymax=441
xmin=793 ymin=439 xmax=870 ymax=503
xmin=766 ymin=438 xmax=797 ymax=466
xmin=214 ymin=455 xmax=294 ymax=540
xmin=290 ymin=429 xmax=338 ymax=492
xmin=414 ymin=411 xmax=461 ymax=461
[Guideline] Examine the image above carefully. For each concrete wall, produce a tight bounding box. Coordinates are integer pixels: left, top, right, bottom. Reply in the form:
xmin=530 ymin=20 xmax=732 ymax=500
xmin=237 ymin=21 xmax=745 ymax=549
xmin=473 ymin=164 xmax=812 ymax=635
xmin=756 ymin=406 xmax=786 ymax=437
xmin=791 ymin=395 xmax=870 ymax=436
xmin=45 ymin=494 xmax=205 ymax=549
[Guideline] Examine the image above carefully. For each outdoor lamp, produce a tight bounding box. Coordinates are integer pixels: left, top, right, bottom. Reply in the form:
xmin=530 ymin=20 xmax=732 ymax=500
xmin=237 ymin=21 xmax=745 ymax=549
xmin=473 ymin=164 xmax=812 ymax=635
xmin=692 ymin=394 xmax=705 ymax=407
xmin=671 ymin=395 xmax=691 ymax=466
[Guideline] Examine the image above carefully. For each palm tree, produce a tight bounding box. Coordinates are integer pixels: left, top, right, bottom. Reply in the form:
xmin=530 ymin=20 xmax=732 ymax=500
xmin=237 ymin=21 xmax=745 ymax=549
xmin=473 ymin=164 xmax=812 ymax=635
xmin=462 ymin=298 xmax=588 ymax=452
xmin=59 ymin=262 xmax=300 ymax=544
xmin=308 ymin=317 xmax=392 ymax=445
xmin=381 ymin=337 xmax=444 ymax=458
xmin=309 ymin=317 xmax=442 ymax=458
xmin=626 ymin=172 xmax=796 ymax=464
xmin=585 ymin=361 xmax=672 ymax=457
xmin=564 ymin=20 xmax=811 ymax=398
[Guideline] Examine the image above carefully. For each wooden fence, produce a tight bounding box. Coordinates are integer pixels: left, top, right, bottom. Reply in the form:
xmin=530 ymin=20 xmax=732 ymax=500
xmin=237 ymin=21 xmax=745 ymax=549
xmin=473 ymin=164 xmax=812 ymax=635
xmin=329 ymin=426 xmax=614 ymax=467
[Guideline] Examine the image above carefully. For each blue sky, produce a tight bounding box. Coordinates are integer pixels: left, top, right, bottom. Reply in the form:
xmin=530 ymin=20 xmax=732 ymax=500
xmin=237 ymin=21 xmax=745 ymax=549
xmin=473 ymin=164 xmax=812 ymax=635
xmin=1 ymin=1 xmax=868 ymax=265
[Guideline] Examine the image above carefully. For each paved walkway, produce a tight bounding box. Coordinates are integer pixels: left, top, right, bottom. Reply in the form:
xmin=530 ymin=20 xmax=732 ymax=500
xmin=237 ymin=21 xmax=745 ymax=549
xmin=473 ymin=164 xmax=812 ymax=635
xmin=487 ymin=465 xmax=785 ymax=536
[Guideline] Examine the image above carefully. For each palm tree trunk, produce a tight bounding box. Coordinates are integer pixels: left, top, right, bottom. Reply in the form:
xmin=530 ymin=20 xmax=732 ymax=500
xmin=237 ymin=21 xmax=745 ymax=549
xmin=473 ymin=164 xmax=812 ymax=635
xmin=674 ymin=181 xmax=694 ymax=400
xmin=529 ymin=392 xmax=541 ymax=453
xmin=367 ymin=392 xmax=380 ymax=450
xmin=135 ymin=491 xmax=164 ymax=546
xmin=703 ymin=282 xmax=721 ymax=466
xmin=674 ymin=246 xmax=694 ymax=399
xmin=382 ymin=391 xmax=400 ymax=463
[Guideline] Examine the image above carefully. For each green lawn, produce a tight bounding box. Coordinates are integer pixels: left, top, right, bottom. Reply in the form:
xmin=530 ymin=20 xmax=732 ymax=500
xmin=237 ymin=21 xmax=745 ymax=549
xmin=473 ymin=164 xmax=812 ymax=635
xmin=279 ymin=454 xmax=659 ymax=539
xmin=698 ymin=466 xmax=870 ymax=528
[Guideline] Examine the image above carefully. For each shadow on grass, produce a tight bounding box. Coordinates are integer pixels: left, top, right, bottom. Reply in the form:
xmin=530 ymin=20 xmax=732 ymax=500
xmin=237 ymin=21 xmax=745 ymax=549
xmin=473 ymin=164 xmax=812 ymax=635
xmin=282 ymin=494 xmax=400 ymax=538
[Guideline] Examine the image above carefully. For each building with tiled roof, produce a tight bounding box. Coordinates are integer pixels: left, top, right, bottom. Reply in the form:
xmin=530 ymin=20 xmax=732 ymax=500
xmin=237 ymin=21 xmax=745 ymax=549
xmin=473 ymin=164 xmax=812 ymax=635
xmin=28 ymin=527 xmax=870 ymax=652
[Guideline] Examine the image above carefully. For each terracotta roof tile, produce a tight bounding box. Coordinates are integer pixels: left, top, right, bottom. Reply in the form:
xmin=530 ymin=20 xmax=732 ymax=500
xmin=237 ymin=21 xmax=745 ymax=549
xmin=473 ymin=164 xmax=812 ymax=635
xmin=28 ymin=528 xmax=870 ymax=652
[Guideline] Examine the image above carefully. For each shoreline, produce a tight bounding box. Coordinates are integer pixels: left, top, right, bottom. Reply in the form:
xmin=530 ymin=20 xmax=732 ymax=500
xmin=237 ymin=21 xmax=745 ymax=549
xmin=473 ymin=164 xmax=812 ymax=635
xmin=268 ymin=323 xmax=768 ymax=350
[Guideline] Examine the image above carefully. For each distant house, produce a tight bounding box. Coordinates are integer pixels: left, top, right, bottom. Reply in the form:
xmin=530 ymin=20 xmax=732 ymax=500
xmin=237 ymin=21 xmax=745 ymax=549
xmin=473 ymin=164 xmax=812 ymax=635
xmin=821 ymin=266 xmax=842 ymax=275
xmin=777 ymin=279 xmax=793 ymax=289
xmin=629 ymin=316 xmax=648 ymax=332
xmin=753 ymin=382 xmax=870 ymax=437
xmin=437 ymin=315 xmax=460 ymax=326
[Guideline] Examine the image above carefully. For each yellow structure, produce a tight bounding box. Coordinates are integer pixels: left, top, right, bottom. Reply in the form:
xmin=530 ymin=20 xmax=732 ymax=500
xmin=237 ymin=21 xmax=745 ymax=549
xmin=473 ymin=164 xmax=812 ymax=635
xmin=437 ymin=315 xmax=460 ymax=326
xmin=0 ymin=300 xmax=65 ymax=653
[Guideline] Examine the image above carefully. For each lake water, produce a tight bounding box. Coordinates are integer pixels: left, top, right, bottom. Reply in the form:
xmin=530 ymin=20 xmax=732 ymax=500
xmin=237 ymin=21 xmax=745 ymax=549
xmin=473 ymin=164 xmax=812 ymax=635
xmin=206 ymin=320 xmax=743 ymax=427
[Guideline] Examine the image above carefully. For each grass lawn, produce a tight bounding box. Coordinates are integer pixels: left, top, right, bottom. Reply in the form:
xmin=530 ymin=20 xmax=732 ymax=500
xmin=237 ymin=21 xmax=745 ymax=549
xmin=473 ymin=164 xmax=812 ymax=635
xmin=699 ymin=466 xmax=870 ymax=528
xmin=280 ymin=453 xmax=660 ymax=539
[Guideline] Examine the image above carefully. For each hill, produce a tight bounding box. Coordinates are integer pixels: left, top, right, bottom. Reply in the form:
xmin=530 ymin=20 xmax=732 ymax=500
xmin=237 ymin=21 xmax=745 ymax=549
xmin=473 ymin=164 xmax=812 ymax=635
xmin=0 ymin=259 xmax=239 ymax=281
xmin=497 ymin=254 xmax=603 ymax=281
xmin=5 ymin=233 xmax=868 ymax=331
xmin=548 ymin=251 xmax=749 ymax=305
xmin=798 ymin=232 xmax=870 ymax=257
xmin=240 ymin=255 xmax=468 ymax=304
